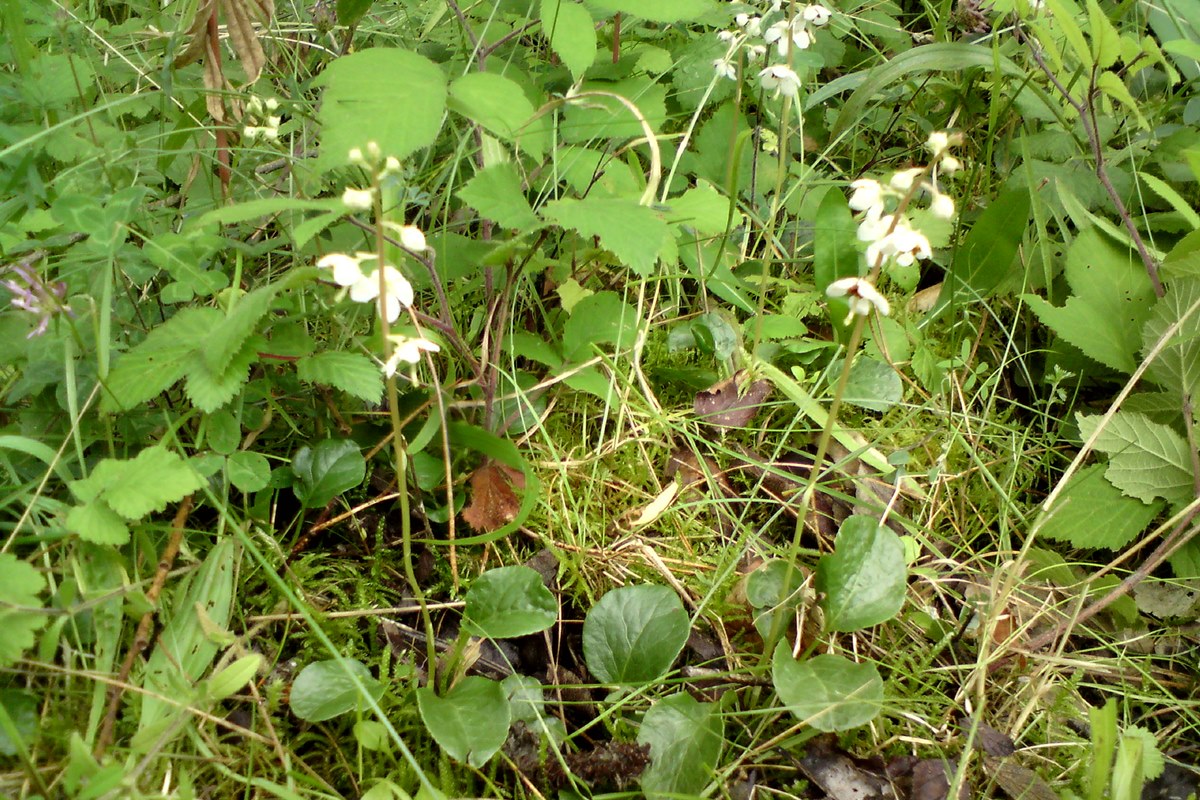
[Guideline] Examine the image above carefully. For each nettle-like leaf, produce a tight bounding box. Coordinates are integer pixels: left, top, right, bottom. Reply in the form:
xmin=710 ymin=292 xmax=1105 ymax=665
xmin=1024 ymin=229 xmax=1157 ymax=373
xmin=1078 ymin=412 xmax=1194 ymax=505
xmin=0 ymin=554 xmax=48 ymax=669
xmin=313 ymin=48 xmax=447 ymax=172
xmin=296 ymin=351 xmax=383 ymax=403
xmin=68 ymin=445 xmax=204 ymax=524
xmin=1142 ymin=278 xmax=1200 ymax=397
xmin=1040 ymin=464 xmax=1164 ymax=549
xmin=448 ymin=73 xmax=549 ymax=159
xmin=457 ymin=163 xmax=541 ymax=231
xmin=542 ymin=197 xmax=667 ymax=277
xmin=540 ymin=0 xmax=596 ymax=80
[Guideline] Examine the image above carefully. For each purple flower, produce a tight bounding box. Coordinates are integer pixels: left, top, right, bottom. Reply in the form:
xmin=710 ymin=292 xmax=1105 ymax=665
xmin=2 ymin=262 xmax=74 ymax=338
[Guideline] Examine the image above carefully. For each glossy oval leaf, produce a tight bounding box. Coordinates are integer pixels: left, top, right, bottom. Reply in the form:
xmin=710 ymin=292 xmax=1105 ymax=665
xmin=291 ymin=438 xmax=365 ymax=508
xmin=582 ymin=584 xmax=689 ymax=684
xmin=773 ymin=645 xmax=884 ymax=732
xmin=290 ymin=658 xmax=384 ymax=723
xmin=416 ymin=676 xmax=511 ymax=767
xmin=637 ymin=692 xmax=724 ymax=799
xmin=816 ymin=515 xmax=906 ymax=631
xmin=462 ymin=565 xmax=558 ymax=639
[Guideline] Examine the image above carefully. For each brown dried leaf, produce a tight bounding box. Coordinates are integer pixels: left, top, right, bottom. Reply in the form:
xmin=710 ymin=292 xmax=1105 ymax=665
xmin=794 ymin=737 xmax=892 ymax=800
xmin=984 ymin=758 xmax=1060 ymax=800
xmin=693 ymin=371 xmax=772 ymax=429
xmin=912 ymin=758 xmax=969 ymax=800
xmin=961 ymin=716 xmax=1017 ymax=757
xmin=223 ymin=0 xmax=271 ymax=85
xmin=462 ymin=462 xmax=524 ymax=532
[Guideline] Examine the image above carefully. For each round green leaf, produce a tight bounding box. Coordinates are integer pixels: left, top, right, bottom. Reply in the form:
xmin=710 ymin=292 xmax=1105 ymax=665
xmin=772 ymin=646 xmax=884 ymax=732
xmin=289 ymin=658 xmax=383 ymax=723
xmin=836 ymin=356 xmax=903 ymax=412
xmin=416 ymin=676 xmax=511 ymax=767
xmin=582 ymin=585 xmax=689 ymax=684
xmin=0 ymin=690 xmax=39 ymax=756
xmin=463 ymin=566 xmax=558 ymax=639
xmin=206 ymin=410 xmax=241 ymax=455
xmin=227 ymin=451 xmax=271 ymax=494
xmin=637 ymin=693 xmax=724 ymax=799
xmin=816 ymin=515 xmax=906 ymax=632
xmin=291 ymin=439 xmax=365 ymax=508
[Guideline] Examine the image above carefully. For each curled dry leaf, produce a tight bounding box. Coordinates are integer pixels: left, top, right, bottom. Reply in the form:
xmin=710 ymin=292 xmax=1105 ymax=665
xmin=462 ymin=461 xmax=525 ymax=533
xmin=173 ymin=0 xmax=275 ymax=122
xmin=693 ymin=371 xmax=772 ymax=429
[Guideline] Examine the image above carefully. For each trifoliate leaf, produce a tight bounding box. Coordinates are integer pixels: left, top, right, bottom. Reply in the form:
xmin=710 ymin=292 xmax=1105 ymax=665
xmin=1078 ymin=412 xmax=1194 ymax=504
xmin=1024 ymin=229 xmax=1157 ymax=373
xmin=65 ymin=501 xmax=131 ymax=545
xmin=457 ymin=163 xmax=542 ymax=231
xmin=313 ymin=48 xmax=447 ymax=173
xmin=0 ymin=554 xmax=47 ymax=668
xmin=542 ymin=197 xmax=667 ymax=276
xmin=1142 ymin=278 xmax=1200 ymax=397
xmin=1039 ymin=464 xmax=1163 ymax=549
xmin=296 ymin=351 xmax=383 ymax=403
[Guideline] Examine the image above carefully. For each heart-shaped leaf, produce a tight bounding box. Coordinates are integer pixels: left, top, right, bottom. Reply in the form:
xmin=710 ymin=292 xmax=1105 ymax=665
xmin=463 ymin=565 xmax=558 ymax=639
xmin=582 ymin=585 xmax=688 ymax=684
xmin=416 ymin=677 xmax=510 ymax=767
xmin=817 ymin=515 xmax=906 ymax=631
xmin=773 ymin=646 xmax=884 ymax=732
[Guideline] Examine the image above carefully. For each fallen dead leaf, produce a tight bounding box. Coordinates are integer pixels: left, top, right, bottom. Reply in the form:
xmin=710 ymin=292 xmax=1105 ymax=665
xmin=462 ymin=461 xmax=525 ymax=532
xmin=694 ymin=371 xmax=772 ymax=429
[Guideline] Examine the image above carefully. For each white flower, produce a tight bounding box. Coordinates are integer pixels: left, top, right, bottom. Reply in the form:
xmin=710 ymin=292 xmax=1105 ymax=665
xmin=764 ymin=17 xmax=815 ymax=55
xmin=926 ymin=131 xmax=951 ymax=158
xmin=803 ymin=4 xmax=831 ymax=26
xmin=714 ymin=58 xmax=737 ymax=80
xmin=264 ymin=97 xmax=280 ymax=111
xmin=758 ymin=65 xmax=802 ymax=102
xmin=889 ymin=167 xmax=924 ymax=192
xmin=856 ymin=209 xmax=895 ymax=243
xmin=317 ymin=252 xmax=367 ymax=287
xmin=342 ymin=187 xmax=375 ymax=210
xmin=866 ymin=222 xmax=932 ymax=267
xmin=747 ymin=44 xmax=767 ymax=59
xmin=717 ymin=29 xmax=737 ymax=42
xmin=848 ymin=179 xmax=885 ymax=214
xmin=763 ymin=20 xmax=790 ymax=55
xmin=930 ymin=192 xmax=956 ymax=220
xmin=350 ymin=265 xmax=415 ymax=323
xmin=348 ymin=147 xmax=366 ymax=165
xmin=399 ymin=224 xmax=427 ymax=252
xmin=743 ymin=15 xmax=763 ymax=35
xmin=940 ymin=154 xmax=963 ymax=174
xmin=827 ymin=277 xmax=891 ymax=319
xmin=383 ymin=335 xmax=440 ymax=377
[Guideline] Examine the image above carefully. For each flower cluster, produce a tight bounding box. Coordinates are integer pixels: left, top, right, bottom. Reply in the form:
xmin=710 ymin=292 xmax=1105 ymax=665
xmin=2 ymin=262 xmax=73 ymax=338
xmin=847 ymin=131 xmax=961 ymax=269
xmin=242 ymin=96 xmax=281 ymax=142
xmin=712 ymin=1 xmax=832 ymax=103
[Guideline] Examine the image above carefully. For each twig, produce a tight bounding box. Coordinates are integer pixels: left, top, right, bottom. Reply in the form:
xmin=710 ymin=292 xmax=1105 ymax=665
xmin=94 ymin=495 xmax=194 ymax=758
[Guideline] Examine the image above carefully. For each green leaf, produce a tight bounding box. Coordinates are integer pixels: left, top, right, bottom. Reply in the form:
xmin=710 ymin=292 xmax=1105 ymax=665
xmin=290 ymin=659 xmax=384 ymax=722
xmin=448 ymin=73 xmax=547 ymax=159
xmin=1024 ymin=229 xmax=1157 ymax=373
xmin=184 ymin=336 xmax=259 ymax=413
xmin=101 ymin=307 xmax=221 ymax=412
xmin=313 ymin=48 xmax=447 ymax=173
xmin=336 ymin=0 xmax=374 ymax=26
xmin=838 ymin=356 xmax=903 ymax=413
xmin=585 ymin=0 xmax=715 ymax=22
xmin=462 ymin=566 xmax=558 ymax=639
xmin=1087 ymin=0 xmax=1121 ymax=68
xmin=816 ymin=516 xmax=907 ymax=632
xmin=206 ymin=410 xmax=241 ymax=455
xmin=1039 ymin=464 xmax=1163 ymax=549
xmin=562 ymin=291 xmax=641 ymax=362
xmin=666 ymin=181 xmax=730 ymax=236
xmin=1078 ymin=412 xmax=1195 ymax=504
xmin=0 ymin=555 xmax=47 ymax=669
xmin=934 ymin=189 xmax=1031 ymax=315
xmin=207 ymin=654 xmax=264 ymax=701
xmin=291 ymin=439 xmax=366 ymax=508
xmin=64 ymin=501 xmax=131 ymax=545
xmin=813 ymin=189 xmax=859 ymax=336
xmin=457 ymin=163 xmax=541 ymax=231
xmin=582 ymin=585 xmax=689 ymax=684
xmin=296 ymin=351 xmax=384 ymax=403
xmin=745 ymin=560 xmax=808 ymax=638
xmin=637 ymin=693 xmax=724 ymax=800
xmin=559 ymin=76 xmax=668 ymax=144
xmin=542 ymin=197 xmax=667 ymax=277
xmin=204 ymin=285 xmax=278 ymax=374
xmin=540 ymin=0 xmax=596 ymax=80
xmin=1142 ymin=278 xmax=1200 ymax=397
xmin=227 ymin=451 xmax=271 ymax=493
xmin=70 ymin=446 xmax=204 ymax=521
xmin=0 ymin=691 xmax=39 ymax=757
xmin=773 ymin=646 xmax=884 ymax=731
xmin=416 ymin=677 xmax=510 ymax=767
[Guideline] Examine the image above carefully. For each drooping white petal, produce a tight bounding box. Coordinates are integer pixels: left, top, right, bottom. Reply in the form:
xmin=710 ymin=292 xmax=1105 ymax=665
xmin=848 ymin=179 xmax=885 ymax=213
xmin=399 ymin=225 xmax=427 ymax=252
xmin=317 ymin=253 xmax=366 ymax=287
xmin=930 ymin=192 xmax=956 ymax=219
xmin=342 ymin=187 xmax=375 ymax=210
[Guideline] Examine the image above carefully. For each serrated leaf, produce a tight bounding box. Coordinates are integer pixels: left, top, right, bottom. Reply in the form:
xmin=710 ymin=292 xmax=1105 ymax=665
xmin=559 ymin=76 xmax=668 ymax=144
xmin=64 ymin=501 xmax=131 ymax=545
xmin=448 ymin=73 xmax=547 ymax=159
xmin=313 ymin=48 xmax=447 ymax=173
xmin=637 ymin=693 xmax=724 ymax=800
xmin=184 ymin=336 xmax=259 ymax=412
xmin=540 ymin=0 xmax=596 ymax=80
xmin=1040 ymin=464 xmax=1163 ymax=549
xmin=542 ymin=197 xmax=667 ymax=276
xmin=562 ymin=291 xmax=641 ymax=361
xmin=0 ymin=551 xmax=46 ymax=665
xmin=773 ymin=646 xmax=884 ymax=732
xmin=666 ymin=181 xmax=729 ymax=236
xmin=1142 ymin=278 xmax=1200 ymax=397
xmin=1024 ymin=229 xmax=1157 ymax=372
xmin=75 ymin=446 xmax=204 ymax=520
xmin=204 ymin=284 xmax=277 ymax=373
xmin=416 ymin=677 xmax=510 ymax=767
xmin=296 ymin=351 xmax=384 ymax=403
xmin=457 ymin=163 xmax=541 ymax=231
xmin=1078 ymin=412 xmax=1194 ymax=504
xmin=816 ymin=516 xmax=907 ymax=631
xmin=101 ymin=307 xmax=222 ymax=412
